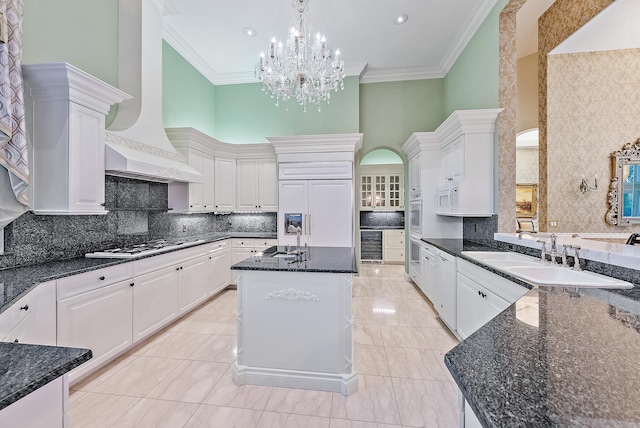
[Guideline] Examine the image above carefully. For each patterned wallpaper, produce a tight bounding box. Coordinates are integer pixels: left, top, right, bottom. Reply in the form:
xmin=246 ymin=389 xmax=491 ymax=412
xmin=516 ymin=147 xmax=538 ymax=184
xmin=547 ymin=49 xmax=640 ymax=233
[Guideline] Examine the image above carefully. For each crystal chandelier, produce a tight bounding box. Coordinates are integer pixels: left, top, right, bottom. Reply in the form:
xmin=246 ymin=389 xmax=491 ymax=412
xmin=255 ymin=0 xmax=345 ymax=112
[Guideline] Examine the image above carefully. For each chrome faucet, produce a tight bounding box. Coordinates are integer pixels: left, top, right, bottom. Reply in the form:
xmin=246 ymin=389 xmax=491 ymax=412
xmin=568 ymin=245 xmax=582 ymax=271
xmin=549 ymin=233 xmax=558 ymax=262
xmin=537 ymin=239 xmax=548 ymax=263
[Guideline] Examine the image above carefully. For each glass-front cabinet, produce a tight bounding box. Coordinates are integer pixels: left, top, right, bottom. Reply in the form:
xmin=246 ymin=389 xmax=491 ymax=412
xmin=360 ymin=166 xmax=404 ymax=210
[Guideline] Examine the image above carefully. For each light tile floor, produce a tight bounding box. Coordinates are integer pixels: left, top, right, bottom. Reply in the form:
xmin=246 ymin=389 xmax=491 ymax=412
xmin=69 ymin=263 xmax=460 ymax=427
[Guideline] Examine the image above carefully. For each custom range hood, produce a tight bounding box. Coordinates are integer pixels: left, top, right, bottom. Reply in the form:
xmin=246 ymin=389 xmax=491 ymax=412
xmin=105 ymin=0 xmax=202 ymax=183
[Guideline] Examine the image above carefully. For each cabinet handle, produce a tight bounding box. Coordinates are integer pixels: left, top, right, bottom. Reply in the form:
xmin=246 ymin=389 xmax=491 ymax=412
xmin=176 ymin=267 xmax=180 ymax=271
xmin=209 ymin=256 xmax=212 ymax=260
xmin=130 ymin=282 xmax=135 ymax=287
xmin=14 ymin=339 xmax=18 ymax=343
xmin=20 ymin=305 xmax=29 ymax=311
xmin=99 ymin=276 xmax=105 ymax=281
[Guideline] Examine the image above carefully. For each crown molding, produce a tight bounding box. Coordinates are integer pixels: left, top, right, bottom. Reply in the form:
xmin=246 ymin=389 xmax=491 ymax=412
xmin=162 ymin=24 xmax=221 ymax=85
xmin=439 ymin=0 xmax=499 ymax=75
xmin=360 ymin=66 xmax=446 ymax=84
xmin=151 ymin=0 xmax=179 ymax=16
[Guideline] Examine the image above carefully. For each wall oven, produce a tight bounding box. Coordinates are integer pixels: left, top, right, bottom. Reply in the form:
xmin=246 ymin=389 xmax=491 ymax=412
xmin=409 ymin=237 xmax=422 ymax=283
xmin=409 ymin=200 xmax=422 ymax=235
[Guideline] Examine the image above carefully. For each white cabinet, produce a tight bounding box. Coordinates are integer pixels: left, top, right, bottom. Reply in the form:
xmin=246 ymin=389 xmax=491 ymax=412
xmin=168 ymin=149 xmax=215 ymax=212
xmin=237 ymin=159 xmax=278 ymax=211
xmin=433 ymin=249 xmax=457 ymax=332
xmin=206 ymin=241 xmax=231 ymax=296
xmin=360 ymin=173 xmax=404 ymax=210
xmin=131 ymin=266 xmax=178 ymax=343
xmin=435 ymin=109 xmax=501 ymax=216
xmin=0 ymin=375 xmax=66 ymax=428
xmin=383 ymin=230 xmax=405 ymax=263
xmin=23 ymin=63 xmax=130 ymax=215
xmin=278 ymin=180 xmax=353 ymax=247
xmin=215 ymin=157 xmax=237 ymax=211
xmin=421 ymin=243 xmax=437 ymax=301
xmin=456 ymin=258 xmax=529 ymax=340
xmin=0 ymin=281 xmax=56 ymax=346
xmin=177 ymin=255 xmax=209 ymax=315
xmin=408 ymin=153 xmax=422 ymax=200
xmin=57 ymin=278 xmax=134 ymax=383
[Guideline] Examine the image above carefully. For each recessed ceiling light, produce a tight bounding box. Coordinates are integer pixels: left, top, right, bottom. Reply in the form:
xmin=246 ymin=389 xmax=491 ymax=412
xmin=395 ymin=14 xmax=408 ymax=25
xmin=243 ymin=27 xmax=257 ymax=37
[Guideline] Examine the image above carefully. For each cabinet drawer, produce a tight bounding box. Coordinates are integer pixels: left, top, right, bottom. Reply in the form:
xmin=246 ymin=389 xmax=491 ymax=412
xmin=57 ymin=263 xmax=133 ymax=300
xmin=232 ymin=238 xmax=255 ymax=248
xmin=457 ymin=258 xmax=529 ymax=303
xmin=385 ymin=234 xmax=405 ymax=248
xmin=384 ymin=248 xmax=405 ymax=262
xmin=132 ymin=244 xmax=208 ymax=277
xmin=207 ymin=240 xmax=228 ymax=253
xmin=254 ymin=239 xmax=277 ymax=251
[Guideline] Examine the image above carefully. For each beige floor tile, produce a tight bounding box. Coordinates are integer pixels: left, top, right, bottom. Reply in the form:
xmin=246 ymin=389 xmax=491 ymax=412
xmin=111 ymin=397 xmax=199 ymax=428
xmin=376 ymin=310 xmax=418 ymax=327
xmin=215 ymin=321 xmax=239 ymax=336
xmin=68 ymin=391 xmax=140 ymax=428
xmin=184 ymin=404 xmax=262 ymax=428
xmin=264 ymin=387 xmax=333 ymax=417
xmin=330 ymin=375 xmax=401 ymax=425
xmin=70 ymin=353 xmax=137 ymax=392
xmin=169 ymin=313 xmax=235 ymax=334
xmin=354 ymin=345 xmax=390 ymax=376
xmin=385 ymin=348 xmax=450 ymax=382
xmin=391 ymin=378 xmax=457 ymax=428
xmin=353 ymin=323 xmax=384 ymax=346
xmin=204 ymin=367 xmax=273 ymax=410
xmin=146 ymin=360 xmax=230 ymax=403
xmin=379 ymin=325 xmax=427 ymax=348
xmin=403 ymin=297 xmax=434 ymax=313
xmin=188 ymin=334 xmax=238 ymax=363
xmin=329 ymin=419 xmax=402 ymax=428
xmin=140 ymin=331 xmax=210 ymax=359
xmin=90 ymin=356 xmax=182 ymax=397
xmin=420 ymin=328 xmax=459 ymax=352
xmin=410 ymin=311 xmax=442 ymax=328
xmin=256 ymin=411 xmax=331 ymax=428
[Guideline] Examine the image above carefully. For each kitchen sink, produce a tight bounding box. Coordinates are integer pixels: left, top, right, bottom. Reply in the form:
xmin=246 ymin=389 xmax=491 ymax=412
xmin=461 ymin=251 xmax=633 ymax=289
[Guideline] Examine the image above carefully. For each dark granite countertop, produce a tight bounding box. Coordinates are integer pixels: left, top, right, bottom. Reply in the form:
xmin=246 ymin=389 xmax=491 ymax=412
xmin=0 ymin=343 xmax=91 ymax=410
xmin=230 ymin=246 xmax=358 ymax=274
xmin=421 ymin=238 xmax=640 ymax=426
xmin=359 ymin=226 xmax=405 ymax=230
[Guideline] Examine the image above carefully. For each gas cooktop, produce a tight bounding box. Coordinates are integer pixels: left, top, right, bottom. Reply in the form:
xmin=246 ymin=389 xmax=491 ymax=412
xmin=85 ymin=238 xmax=205 ymax=259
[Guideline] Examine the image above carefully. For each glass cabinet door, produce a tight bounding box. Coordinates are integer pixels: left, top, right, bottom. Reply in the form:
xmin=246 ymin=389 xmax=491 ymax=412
xmin=361 ymin=175 xmax=373 ymax=208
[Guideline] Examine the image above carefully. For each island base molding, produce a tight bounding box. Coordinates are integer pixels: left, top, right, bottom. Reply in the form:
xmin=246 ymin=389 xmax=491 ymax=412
xmin=233 ymin=364 xmax=359 ymax=396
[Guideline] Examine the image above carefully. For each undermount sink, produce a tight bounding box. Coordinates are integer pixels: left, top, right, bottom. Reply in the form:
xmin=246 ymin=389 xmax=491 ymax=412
xmin=461 ymin=251 xmax=633 ymax=289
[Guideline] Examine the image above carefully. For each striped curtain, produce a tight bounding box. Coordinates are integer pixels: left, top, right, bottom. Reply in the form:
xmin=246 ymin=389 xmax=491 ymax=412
xmin=0 ymin=0 xmax=28 ymax=231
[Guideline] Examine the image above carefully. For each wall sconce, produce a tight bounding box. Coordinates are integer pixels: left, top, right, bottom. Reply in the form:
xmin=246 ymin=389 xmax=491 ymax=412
xmin=579 ymin=174 xmax=598 ymax=194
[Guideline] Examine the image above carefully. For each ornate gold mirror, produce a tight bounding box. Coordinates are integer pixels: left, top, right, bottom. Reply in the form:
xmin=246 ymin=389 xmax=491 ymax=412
xmin=606 ymin=138 xmax=640 ymax=226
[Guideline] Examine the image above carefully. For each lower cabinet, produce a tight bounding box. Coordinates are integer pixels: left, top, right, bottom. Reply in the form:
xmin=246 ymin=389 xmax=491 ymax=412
xmin=421 ymin=243 xmax=436 ymax=301
xmin=57 ymin=279 xmax=134 ymax=383
xmin=230 ymin=238 xmax=277 ymax=284
xmin=0 ymin=375 xmax=66 ymax=428
xmin=433 ymin=249 xmax=457 ymax=331
xmin=456 ymin=258 xmax=529 ymax=340
xmin=178 ymin=255 xmax=209 ymax=314
xmin=383 ymin=229 xmax=405 ymax=263
xmin=0 ymin=280 xmax=56 ymax=346
xmin=207 ymin=243 xmax=231 ymax=296
xmin=132 ymin=266 xmax=178 ymax=343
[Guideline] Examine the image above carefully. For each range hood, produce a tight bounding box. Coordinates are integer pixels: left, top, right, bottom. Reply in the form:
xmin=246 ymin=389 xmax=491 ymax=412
xmin=105 ymin=0 xmax=202 ymax=183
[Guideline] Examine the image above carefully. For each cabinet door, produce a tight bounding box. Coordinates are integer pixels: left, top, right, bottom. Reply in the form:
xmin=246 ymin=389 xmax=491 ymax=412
xmin=434 ymin=251 xmax=457 ymax=330
xmin=178 ymin=256 xmax=209 ymax=314
xmin=236 ymin=160 xmax=258 ymax=210
xmin=278 ymin=180 xmax=309 ymax=246
xmin=203 ymin=153 xmax=215 ymax=211
xmin=422 ymin=248 xmax=436 ymax=301
xmin=360 ymin=175 xmax=373 ymax=209
xmin=409 ymin=154 xmax=422 ymax=198
xmin=257 ymin=159 xmax=278 ymax=211
xmin=457 ymin=272 xmax=509 ymax=340
xmin=308 ymin=180 xmax=353 ymax=247
xmin=2 ymin=281 xmax=56 ymax=346
xmin=374 ymin=175 xmax=387 ymax=208
xmin=388 ymin=174 xmax=404 ymax=208
xmin=207 ymin=249 xmax=231 ymax=296
xmin=132 ymin=266 xmax=179 ymax=343
xmin=57 ymin=280 xmax=133 ymax=383
xmin=187 ymin=149 xmax=205 ymax=211
xmin=230 ymin=247 xmax=254 ymax=284
xmin=214 ymin=157 xmax=236 ymax=210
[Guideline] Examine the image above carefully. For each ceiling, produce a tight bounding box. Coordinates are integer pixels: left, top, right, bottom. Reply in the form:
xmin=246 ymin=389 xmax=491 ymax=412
xmin=160 ymin=0 xmax=557 ymax=87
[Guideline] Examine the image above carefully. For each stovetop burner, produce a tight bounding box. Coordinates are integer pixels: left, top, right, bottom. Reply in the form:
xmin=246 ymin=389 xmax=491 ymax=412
xmin=85 ymin=238 xmax=205 ymax=259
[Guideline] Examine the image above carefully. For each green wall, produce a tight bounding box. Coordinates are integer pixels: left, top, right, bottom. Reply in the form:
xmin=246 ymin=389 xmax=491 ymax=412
xmin=22 ymin=0 xmax=119 ymax=87
xmin=359 ymin=79 xmax=444 ymax=159
xmin=213 ymin=77 xmax=360 ymax=144
xmin=162 ymin=42 xmax=216 ymax=138
xmin=443 ymin=0 xmax=508 ymax=116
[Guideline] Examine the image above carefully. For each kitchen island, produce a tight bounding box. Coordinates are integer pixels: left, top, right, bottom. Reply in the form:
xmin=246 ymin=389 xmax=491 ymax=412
xmin=230 ymin=246 xmax=358 ymax=395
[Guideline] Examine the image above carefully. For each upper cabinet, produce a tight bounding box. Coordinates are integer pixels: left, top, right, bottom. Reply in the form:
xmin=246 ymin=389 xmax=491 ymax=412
xmin=166 ymin=128 xmax=277 ymax=213
xmin=408 ymin=154 xmax=422 ymax=200
xmin=359 ymin=165 xmax=404 ymax=210
xmin=23 ymin=63 xmax=131 ymax=215
xmin=236 ymin=159 xmax=278 ymax=211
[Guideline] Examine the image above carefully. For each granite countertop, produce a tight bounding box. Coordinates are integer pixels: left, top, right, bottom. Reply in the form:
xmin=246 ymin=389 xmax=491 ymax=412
xmin=419 ymin=238 xmax=640 ymax=426
xmin=360 ymin=226 xmax=405 ymax=230
xmin=0 ymin=342 xmax=91 ymax=410
xmin=230 ymin=246 xmax=358 ymax=274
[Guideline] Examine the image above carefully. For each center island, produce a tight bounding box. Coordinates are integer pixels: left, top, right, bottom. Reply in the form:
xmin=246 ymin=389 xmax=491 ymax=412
xmin=230 ymin=245 xmax=358 ymax=395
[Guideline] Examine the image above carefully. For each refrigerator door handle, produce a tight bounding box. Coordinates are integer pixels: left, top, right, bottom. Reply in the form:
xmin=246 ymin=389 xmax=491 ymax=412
xmin=308 ymin=214 xmax=311 ymax=235
xmin=304 ymin=214 xmax=308 ymax=235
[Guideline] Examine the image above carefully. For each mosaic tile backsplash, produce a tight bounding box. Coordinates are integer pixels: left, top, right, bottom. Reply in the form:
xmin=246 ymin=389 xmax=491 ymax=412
xmin=1 ymin=176 xmax=276 ymax=268
xmin=359 ymin=211 xmax=405 ymax=229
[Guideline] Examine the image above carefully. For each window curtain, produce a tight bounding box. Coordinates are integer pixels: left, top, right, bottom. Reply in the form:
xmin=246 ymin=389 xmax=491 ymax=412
xmin=0 ymin=0 xmax=28 ymax=242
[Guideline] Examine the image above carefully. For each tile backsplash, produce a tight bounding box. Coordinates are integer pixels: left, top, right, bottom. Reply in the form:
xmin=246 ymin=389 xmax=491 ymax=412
xmin=1 ymin=176 xmax=276 ymax=268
